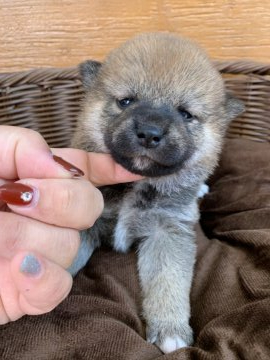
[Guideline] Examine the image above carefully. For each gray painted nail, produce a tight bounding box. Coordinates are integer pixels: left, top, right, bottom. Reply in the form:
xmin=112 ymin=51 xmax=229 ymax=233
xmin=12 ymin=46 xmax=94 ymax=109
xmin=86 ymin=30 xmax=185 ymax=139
xmin=20 ymin=254 xmax=42 ymax=276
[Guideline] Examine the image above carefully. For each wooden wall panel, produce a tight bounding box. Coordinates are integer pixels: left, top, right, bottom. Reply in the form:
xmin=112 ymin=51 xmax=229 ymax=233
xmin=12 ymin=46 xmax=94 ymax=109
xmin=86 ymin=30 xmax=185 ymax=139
xmin=0 ymin=0 xmax=269 ymax=72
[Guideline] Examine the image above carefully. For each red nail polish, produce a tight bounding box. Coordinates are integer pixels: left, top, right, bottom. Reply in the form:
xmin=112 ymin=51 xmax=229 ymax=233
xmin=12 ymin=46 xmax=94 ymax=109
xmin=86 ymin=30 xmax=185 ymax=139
xmin=52 ymin=155 xmax=84 ymax=177
xmin=0 ymin=183 xmax=34 ymax=206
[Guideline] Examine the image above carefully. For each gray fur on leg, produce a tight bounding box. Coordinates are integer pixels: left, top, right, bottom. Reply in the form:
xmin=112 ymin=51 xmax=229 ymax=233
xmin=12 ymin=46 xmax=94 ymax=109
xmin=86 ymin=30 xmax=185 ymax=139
xmin=67 ymin=230 xmax=96 ymax=276
xmin=137 ymin=212 xmax=196 ymax=353
xmin=111 ymin=182 xmax=198 ymax=353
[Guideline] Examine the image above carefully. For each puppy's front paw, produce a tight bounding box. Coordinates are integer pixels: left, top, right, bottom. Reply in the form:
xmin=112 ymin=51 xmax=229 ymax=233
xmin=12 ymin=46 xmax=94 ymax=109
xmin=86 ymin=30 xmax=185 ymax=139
xmin=146 ymin=321 xmax=193 ymax=354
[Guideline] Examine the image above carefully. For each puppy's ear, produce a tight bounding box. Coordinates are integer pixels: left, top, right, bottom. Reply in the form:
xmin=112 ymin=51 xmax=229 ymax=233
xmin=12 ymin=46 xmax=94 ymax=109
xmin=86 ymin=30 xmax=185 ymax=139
xmin=225 ymin=92 xmax=245 ymax=120
xmin=79 ymin=60 xmax=102 ymax=89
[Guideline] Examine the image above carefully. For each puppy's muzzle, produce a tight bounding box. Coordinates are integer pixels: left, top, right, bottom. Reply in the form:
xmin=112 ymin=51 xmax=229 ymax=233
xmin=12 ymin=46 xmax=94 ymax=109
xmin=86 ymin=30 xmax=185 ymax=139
xmin=105 ymin=103 xmax=194 ymax=176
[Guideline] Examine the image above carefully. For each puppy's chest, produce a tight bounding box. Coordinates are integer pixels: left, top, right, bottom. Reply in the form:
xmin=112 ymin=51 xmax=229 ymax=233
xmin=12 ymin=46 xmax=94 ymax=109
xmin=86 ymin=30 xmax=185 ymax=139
xmin=97 ymin=183 xmax=158 ymax=237
xmin=101 ymin=183 xmax=158 ymax=213
xmin=100 ymin=183 xmax=132 ymax=203
xmin=132 ymin=184 xmax=158 ymax=210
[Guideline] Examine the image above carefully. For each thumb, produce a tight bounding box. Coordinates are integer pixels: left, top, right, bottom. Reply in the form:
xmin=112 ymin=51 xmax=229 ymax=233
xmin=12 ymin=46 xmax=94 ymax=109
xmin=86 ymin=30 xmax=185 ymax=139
xmin=10 ymin=252 xmax=72 ymax=315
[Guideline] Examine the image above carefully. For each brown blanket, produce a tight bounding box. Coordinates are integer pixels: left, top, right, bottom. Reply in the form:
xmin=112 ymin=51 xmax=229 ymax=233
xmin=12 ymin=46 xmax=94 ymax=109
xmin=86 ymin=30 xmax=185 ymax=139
xmin=1 ymin=138 xmax=270 ymax=360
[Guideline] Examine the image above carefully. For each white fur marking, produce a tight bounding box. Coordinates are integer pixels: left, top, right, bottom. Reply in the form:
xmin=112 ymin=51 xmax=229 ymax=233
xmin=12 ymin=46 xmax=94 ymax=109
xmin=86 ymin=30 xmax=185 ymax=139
xmin=159 ymin=336 xmax=188 ymax=353
xmin=197 ymin=183 xmax=209 ymax=198
xmin=113 ymin=221 xmax=129 ymax=253
xmin=133 ymin=156 xmax=152 ymax=170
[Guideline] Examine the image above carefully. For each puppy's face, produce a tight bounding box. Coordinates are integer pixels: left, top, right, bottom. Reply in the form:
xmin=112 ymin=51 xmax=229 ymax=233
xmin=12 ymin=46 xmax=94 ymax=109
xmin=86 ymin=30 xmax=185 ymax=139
xmin=74 ymin=33 xmax=243 ymax=178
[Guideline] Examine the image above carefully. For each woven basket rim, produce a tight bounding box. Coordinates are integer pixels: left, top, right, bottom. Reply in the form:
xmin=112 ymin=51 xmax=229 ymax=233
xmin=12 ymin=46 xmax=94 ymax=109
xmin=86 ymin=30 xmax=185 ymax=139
xmin=0 ymin=60 xmax=270 ymax=87
xmin=213 ymin=60 xmax=270 ymax=75
xmin=0 ymin=67 xmax=79 ymax=87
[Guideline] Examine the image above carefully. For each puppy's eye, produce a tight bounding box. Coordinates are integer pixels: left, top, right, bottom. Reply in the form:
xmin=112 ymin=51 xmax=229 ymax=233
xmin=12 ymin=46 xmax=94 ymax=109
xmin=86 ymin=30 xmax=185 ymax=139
xmin=178 ymin=107 xmax=193 ymax=121
xmin=117 ymin=98 xmax=134 ymax=109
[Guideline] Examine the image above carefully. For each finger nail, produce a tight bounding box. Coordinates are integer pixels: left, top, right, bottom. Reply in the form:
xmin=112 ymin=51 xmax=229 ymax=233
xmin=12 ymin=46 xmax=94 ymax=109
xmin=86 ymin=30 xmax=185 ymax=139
xmin=52 ymin=155 xmax=84 ymax=177
xmin=20 ymin=254 xmax=42 ymax=276
xmin=0 ymin=183 xmax=35 ymax=206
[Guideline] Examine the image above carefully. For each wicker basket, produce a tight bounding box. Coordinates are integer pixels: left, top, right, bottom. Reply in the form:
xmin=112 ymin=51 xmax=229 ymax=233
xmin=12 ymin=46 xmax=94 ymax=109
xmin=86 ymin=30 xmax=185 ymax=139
xmin=0 ymin=61 xmax=269 ymax=147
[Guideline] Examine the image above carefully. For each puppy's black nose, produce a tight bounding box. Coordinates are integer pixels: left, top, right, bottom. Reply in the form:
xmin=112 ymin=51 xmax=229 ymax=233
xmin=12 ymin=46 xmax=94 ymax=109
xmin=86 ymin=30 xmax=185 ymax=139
xmin=136 ymin=124 xmax=163 ymax=148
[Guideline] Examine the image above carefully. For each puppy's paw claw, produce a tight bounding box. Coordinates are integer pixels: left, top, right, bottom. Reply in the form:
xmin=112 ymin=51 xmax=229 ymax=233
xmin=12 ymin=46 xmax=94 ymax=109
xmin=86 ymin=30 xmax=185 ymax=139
xmin=159 ymin=336 xmax=188 ymax=353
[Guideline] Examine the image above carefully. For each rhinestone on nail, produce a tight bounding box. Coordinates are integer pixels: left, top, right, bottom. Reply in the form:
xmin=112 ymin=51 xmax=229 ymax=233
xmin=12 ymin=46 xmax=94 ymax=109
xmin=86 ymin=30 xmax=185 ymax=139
xmin=20 ymin=191 xmax=33 ymax=203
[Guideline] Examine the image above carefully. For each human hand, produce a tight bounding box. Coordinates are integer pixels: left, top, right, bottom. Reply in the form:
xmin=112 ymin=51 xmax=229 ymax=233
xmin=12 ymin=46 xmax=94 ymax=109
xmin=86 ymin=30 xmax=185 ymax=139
xmin=0 ymin=126 xmax=142 ymax=324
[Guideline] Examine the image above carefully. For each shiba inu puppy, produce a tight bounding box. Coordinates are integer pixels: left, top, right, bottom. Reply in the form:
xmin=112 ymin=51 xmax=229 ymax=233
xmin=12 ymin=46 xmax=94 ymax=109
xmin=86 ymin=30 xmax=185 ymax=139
xmin=70 ymin=32 xmax=244 ymax=353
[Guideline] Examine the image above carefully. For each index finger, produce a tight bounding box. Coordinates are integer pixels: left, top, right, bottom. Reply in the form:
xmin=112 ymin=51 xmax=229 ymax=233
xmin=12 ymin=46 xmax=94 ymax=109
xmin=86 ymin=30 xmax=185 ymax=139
xmin=87 ymin=152 xmax=144 ymax=186
xmin=51 ymin=148 xmax=143 ymax=186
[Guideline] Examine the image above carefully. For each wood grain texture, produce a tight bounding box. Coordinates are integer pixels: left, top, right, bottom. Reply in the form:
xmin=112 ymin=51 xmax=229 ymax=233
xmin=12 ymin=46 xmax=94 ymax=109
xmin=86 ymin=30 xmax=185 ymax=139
xmin=0 ymin=0 xmax=269 ymax=72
